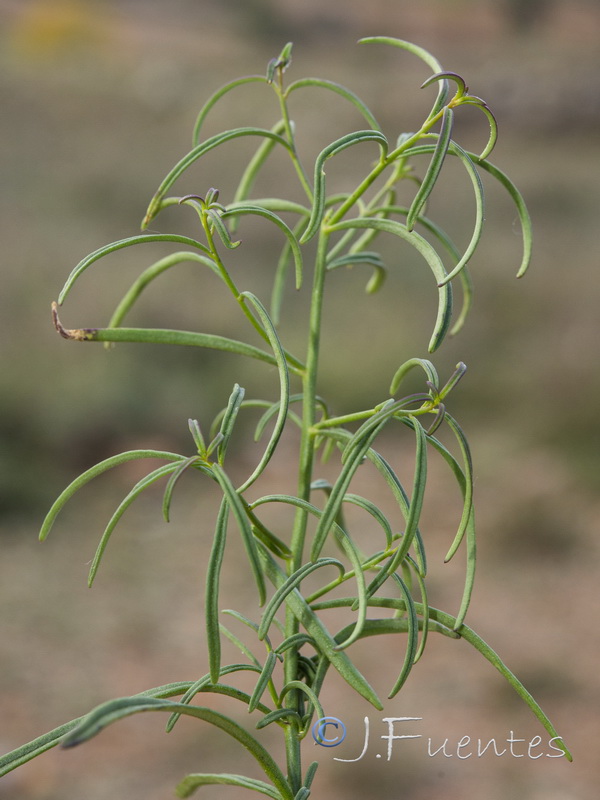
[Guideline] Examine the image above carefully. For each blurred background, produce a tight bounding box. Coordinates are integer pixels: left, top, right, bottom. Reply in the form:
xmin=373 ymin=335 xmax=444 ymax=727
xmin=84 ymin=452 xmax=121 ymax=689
xmin=1 ymin=1 xmax=598 ymax=798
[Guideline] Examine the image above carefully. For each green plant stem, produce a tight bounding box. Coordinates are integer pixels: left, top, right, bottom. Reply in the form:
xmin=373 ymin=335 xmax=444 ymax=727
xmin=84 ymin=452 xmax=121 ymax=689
xmin=282 ymin=228 xmax=331 ymax=792
xmin=328 ymin=111 xmax=445 ymax=226
xmin=305 ymin=549 xmax=391 ymax=605
xmin=292 ymin=229 xmax=331 ymax=567
xmin=200 ymin=215 xmax=272 ymax=346
xmin=274 ymin=74 xmax=313 ymax=202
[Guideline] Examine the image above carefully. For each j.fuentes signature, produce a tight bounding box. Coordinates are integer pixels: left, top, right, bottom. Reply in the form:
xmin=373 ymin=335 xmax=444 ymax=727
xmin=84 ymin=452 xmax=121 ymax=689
xmin=312 ymin=717 xmax=567 ymax=761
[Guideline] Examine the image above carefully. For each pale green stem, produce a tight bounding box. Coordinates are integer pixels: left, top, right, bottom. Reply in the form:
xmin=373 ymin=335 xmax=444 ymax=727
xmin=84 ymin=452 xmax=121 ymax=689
xmin=273 ymin=74 xmax=313 ymax=202
xmin=283 ymin=228 xmax=330 ymax=794
xmin=314 ymin=400 xmax=436 ymax=431
xmin=200 ymin=213 xmax=304 ymax=372
xmin=306 ymin=548 xmax=392 ymax=604
xmin=328 ymin=110 xmax=445 ymax=225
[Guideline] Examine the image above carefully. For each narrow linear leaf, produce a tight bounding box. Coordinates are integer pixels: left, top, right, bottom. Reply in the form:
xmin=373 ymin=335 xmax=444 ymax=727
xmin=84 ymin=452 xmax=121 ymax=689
xmin=405 ymin=555 xmax=430 ymax=662
xmin=61 ymin=697 xmax=295 ymax=799
xmin=206 ymin=498 xmax=229 ymax=683
xmin=409 ymin=210 xmax=473 ymax=335
xmin=143 ymin=128 xmax=292 ymax=227
xmin=217 ymin=384 xmax=245 ymax=465
xmin=330 ymin=524 xmax=369 ymax=651
xmin=176 ymin=772 xmax=280 ymax=800
xmin=210 ymin=398 xmax=266 ymax=440
xmin=270 ymin=217 xmax=306 ymax=324
xmin=406 ymin=140 xmax=485 ymax=286
xmin=256 ymin=709 xmax=303 ymax=731
xmin=343 ymin=493 xmax=394 ymax=549
xmin=220 ymin=623 xmax=263 ymax=669
xmin=334 ymin=411 xmax=427 ymax=575
xmin=386 ymin=572 xmax=419 ymax=698
xmin=250 ymin=494 xmax=367 ymax=645
xmin=275 ymin=633 xmax=315 ymax=655
xmin=57 ymin=235 xmax=212 ymax=305
xmin=452 ymin=506 xmax=476 ymax=630
xmin=421 ymin=70 xmax=466 ymax=97
xmin=286 ymin=78 xmax=381 ymax=131
xmin=0 ymin=681 xmax=196 ymax=777
xmin=258 ymin=558 xmax=345 ymax=641
xmin=311 ymin=417 xmax=389 ymax=561
xmin=229 ymin=198 xmax=310 ymax=216
xmin=366 ymin=442 xmax=428 ymax=575
xmin=205 ymin=431 xmax=225 ymax=459
xmin=407 ymin=106 xmax=454 ymax=231
xmin=52 ymin=315 xmax=294 ymax=372
xmin=405 ymin=409 xmax=475 ymax=628
xmin=308 ymin=610 xmax=459 ymax=706
xmin=369 ymin=204 xmax=473 ymax=334
xmin=279 ymin=681 xmax=324 ymax=732
xmin=382 ymin=416 xmax=427 ymax=576
xmin=223 ymin=206 xmax=303 ymax=290
xmin=88 ymin=462 xmax=181 ymax=587
xmin=316 ymin=430 xmax=428 ymax=576
xmin=303 ymin=762 xmax=319 ymax=791
xmin=327 ymin=217 xmax=453 ymax=352
xmin=459 ymin=96 xmax=499 ymax=159
xmin=167 ymin=664 xmax=263 ymax=732
xmin=192 ymin=75 xmax=268 ymax=145
xmin=474 ymin=154 xmax=532 ymax=277
xmin=440 ymin=413 xmax=473 ymax=562
xmin=314 ymin=597 xmax=457 ymax=637
xmin=359 ymin=37 xmax=448 ymax=117
xmin=237 ymin=293 xmax=290 ymax=492
xmin=108 ymin=252 xmax=221 ymax=331
xmin=223 ymin=609 xmax=261 ymax=635
xmin=315 ymin=595 xmax=571 ymax=759
xmin=430 ymin=609 xmax=573 ymax=762
xmin=248 ymin=511 xmax=292 ymax=560
xmin=439 ymin=361 xmax=468 ymax=399
xmin=189 ymin=419 xmax=207 ymax=456
xmin=326 ymin=251 xmax=387 ymax=294
xmin=230 ymin=120 xmax=288 ymax=230
xmin=177 ymin=682 xmax=272 ymax=715
xmin=40 ymin=450 xmax=185 ymax=542
xmin=390 ymin=357 xmax=439 ymax=396
xmin=300 ymin=131 xmax=388 ymax=244
xmin=297 ymin=655 xmax=317 ymax=684
xmin=211 ymin=464 xmax=266 ymax=606
xmin=249 ymin=651 xmax=279 ymax=713
xmin=163 ymin=456 xmax=206 ymax=522
xmin=206 ymin=207 xmax=241 ymax=249
xmin=258 ymin=544 xmax=383 ymax=709
xmin=253 ymin=394 xmax=306 ymax=442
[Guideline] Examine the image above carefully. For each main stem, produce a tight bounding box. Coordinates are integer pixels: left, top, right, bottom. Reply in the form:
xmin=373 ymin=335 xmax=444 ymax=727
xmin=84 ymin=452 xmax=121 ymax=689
xmin=278 ymin=100 xmax=444 ymax=791
xmin=283 ymin=230 xmax=330 ymax=794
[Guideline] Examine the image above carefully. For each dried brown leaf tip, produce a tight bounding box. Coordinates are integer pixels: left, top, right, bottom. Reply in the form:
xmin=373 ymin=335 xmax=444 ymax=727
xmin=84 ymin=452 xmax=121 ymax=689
xmin=51 ymin=301 xmax=93 ymax=341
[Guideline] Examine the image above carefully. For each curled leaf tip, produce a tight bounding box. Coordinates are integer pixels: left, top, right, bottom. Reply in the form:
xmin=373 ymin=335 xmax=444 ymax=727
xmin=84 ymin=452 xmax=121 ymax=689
xmin=52 ymin=302 xmax=95 ymax=342
xmin=179 ymin=194 xmax=204 ymax=205
xmin=421 ymin=71 xmax=467 ymax=96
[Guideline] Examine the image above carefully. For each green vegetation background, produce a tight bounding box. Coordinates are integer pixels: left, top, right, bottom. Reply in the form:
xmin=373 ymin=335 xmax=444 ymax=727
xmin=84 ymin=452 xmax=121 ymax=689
xmin=1 ymin=1 xmax=598 ymax=798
